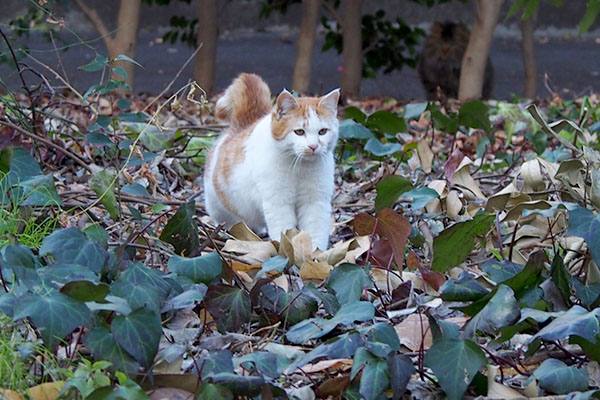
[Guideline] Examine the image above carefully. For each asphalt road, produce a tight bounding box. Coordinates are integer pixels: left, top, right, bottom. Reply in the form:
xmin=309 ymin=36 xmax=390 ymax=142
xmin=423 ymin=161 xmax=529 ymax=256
xmin=1 ymin=30 xmax=599 ymax=100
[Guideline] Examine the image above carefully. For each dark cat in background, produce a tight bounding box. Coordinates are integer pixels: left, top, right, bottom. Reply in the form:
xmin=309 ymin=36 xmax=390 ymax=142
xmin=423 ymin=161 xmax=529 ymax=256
xmin=417 ymin=21 xmax=494 ymax=100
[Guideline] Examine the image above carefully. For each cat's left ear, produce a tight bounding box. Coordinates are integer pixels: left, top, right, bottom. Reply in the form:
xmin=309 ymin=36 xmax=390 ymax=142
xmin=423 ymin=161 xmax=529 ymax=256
xmin=318 ymin=88 xmax=340 ymax=114
xmin=276 ymin=89 xmax=299 ymax=118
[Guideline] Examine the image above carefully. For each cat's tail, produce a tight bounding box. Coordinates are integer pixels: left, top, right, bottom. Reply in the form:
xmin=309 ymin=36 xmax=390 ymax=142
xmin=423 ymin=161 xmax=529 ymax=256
xmin=215 ymin=73 xmax=272 ymax=131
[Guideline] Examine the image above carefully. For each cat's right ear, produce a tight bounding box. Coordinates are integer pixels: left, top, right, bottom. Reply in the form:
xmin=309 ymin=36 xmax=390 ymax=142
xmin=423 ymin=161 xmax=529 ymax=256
xmin=276 ymin=89 xmax=299 ymax=119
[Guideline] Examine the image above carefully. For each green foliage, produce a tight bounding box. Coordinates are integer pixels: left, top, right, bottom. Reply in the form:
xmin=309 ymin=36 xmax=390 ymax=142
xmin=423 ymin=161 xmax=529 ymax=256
xmin=0 ymin=315 xmax=34 ymax=391
xmin=323 ymin=10 xmax=425 ymax=78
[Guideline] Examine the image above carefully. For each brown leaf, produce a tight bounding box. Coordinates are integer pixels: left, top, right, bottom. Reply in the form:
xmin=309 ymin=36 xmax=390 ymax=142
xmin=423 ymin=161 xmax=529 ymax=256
xmin=444 ymin=149 xmax=465 ymax=185
xmin=0 ymin=389 xmax=24 ymax=400
xmin=408 ymin=252 xmax=445 ymax=292
xmin=375 ymin=208 xmax=411 ymax=269
xmin=148 ymin=387 xmax=195 ymax=400
xmin=316 ymin=375 xmax=351 ymax=398
xmin=300 ymin=260 xmax=332 ymax=281
xmin=351 ymin=213 xmax=376 ymax=235
xmin=26 ymin=382 xmax=65 ymax=400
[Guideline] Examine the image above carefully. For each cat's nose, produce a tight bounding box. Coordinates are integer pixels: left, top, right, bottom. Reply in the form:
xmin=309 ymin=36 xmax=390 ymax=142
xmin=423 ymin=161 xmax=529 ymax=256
xmin=308 ymin=144 xmax=318 ymax=152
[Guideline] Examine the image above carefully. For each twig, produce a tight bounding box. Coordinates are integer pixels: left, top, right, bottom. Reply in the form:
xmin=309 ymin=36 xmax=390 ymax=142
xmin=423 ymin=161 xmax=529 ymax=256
xmin=142 ymin=43 xmax=204 ymax=114
xmin=0 ymin=119 xmax=93 ymax=172
xmin=0 ymin=28 xmax=39 ymax=134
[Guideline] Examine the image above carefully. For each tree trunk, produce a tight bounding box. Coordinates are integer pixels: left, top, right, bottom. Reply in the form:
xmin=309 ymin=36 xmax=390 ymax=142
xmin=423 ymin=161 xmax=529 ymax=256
xmin=458 ymin=0 xmax=503 ymax=101
xmin=520 ymin=9 xmax=538 ymax=99
xmin=292 ymin=0 xmax=320 ymax=94
xmin=110 ymin=0 xmax=141 ymax=89
xmin=73 ymin=0 xmax=141 ymax=91
xmin=193 ymin=0 xmax=218 ymax=95
xmin=340 ymin=0 xmax=363 ymax=99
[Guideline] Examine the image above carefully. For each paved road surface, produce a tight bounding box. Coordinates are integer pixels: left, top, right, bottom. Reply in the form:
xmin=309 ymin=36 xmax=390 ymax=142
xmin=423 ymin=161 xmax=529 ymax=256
xmin=1 ymin=31 xmax=599 ymax=100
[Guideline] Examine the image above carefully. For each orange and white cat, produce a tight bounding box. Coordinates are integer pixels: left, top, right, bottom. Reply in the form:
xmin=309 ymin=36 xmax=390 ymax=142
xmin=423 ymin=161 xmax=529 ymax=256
xmin=204 ymin=73 xmax=340 ymax=250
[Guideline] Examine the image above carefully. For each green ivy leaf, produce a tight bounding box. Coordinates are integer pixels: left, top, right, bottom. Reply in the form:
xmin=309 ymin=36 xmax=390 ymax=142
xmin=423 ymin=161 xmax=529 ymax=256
xmin=167 ymin=252 xmax=222 ymax=284
xmin=114 ymin=54 xmax=143 ymax=67
xmin=79 ymin=55 xmax=109 ymax=72
xmin=162 ymin=284 xmax=207 ymax=312
xmin=343 ymin=106 xmax=367 ymax=124
xmin=196 ymin=383 xmax=233 ymax=400
xmin=551 ymin=254 xmax=571 ymax=306
xmin=110 ymin=280 xmax=162 ymax=314
xmin=40 ymin=227 xmax=108 ymax=274
xmin=424 ymin=339 xmax=487 ymax=400
xmin=364 ymin=138 xmax=403 ymax=156
xmin=210 ymin=373 xmax=264 ymax=397
xmin=289 ymin=333 xmax=363 ymax=371
xmin=399 ymin=187 xmax=439 ymax=210
xmin=1 ymin=244 xmax=39 ymax=286
xmin=256 ymin=284 xmax=317 ymax=325
xmin=0 ymin=147 xmax=62 ymax=206
xmin=366 ymin=322 xmax=401 ymax=352
xmin=459 ymin=100 xmax=491 ymax=134
xmin=432 ymin=214 xmax=494 ymax=272
xmin=533 ymin=359 xmax=588 ymax=394
xmin=85 ymin=133 xmax=114 ymax=147
xmin=13 ymin=291 xmax=91 ymax=350
xmin=462 ymin=285 xmax=520 ymax=339
xmin=338 ymin=119 xmax=373 ymax=139
xmin=440 ymin=272 xmax=490 ymax=302
xmin=84 ymin=327 xmax=141 ymax=377
xmin=255 ymin=255 xmax=288 ymax=280
xmin=90 ymin=170 xmax=120 ymax=220
xmin=403 ymin=102 xmax=428 ymax=120
xmin=366 ymin=110 xmax=407 ymax=134
xmin=193 ymin=349 xmax=234 ymax=378
xmin=111 ymin=307 xmax=162 ymax=369
xmin=119 ymin=262 xmax=172 ymax=299
xmin=60 ymin=280 xmax=109 ymax=302
xmin=205 ymin=284 xmax=251 ymax=332
xmin=159 ymin=201 xmax=199 ymax=256
xmin=387 ymin=353 xmax=415 ymax=399
xmin=121 ymin=183 xmax=150 ymax=198
xmin=375 ymin=175 xmax=413 ymax=213
xmin=285 ymin=301 xmax=374 ymax=344
xmin=358 ymin=350 xmax=389 ymax=400
xmin=481 ymin=259 xmax=524 ymax=284
xmin=235 ymin=351 xmax=291 ymax=379
xmin=325 ymin=263 xmax=373 ymax=305
xmin=531 ymin=305 xmax=600 ymax=344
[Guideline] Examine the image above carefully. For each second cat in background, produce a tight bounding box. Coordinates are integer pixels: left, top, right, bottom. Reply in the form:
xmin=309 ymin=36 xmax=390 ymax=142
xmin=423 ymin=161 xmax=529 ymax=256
xmin=418 ymin=21 xmax=494 ymax=100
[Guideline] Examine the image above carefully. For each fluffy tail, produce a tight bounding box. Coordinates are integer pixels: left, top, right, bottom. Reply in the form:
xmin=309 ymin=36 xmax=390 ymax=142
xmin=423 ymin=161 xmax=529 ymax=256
xmin=215 ymin=73 xmax=272 ymax=131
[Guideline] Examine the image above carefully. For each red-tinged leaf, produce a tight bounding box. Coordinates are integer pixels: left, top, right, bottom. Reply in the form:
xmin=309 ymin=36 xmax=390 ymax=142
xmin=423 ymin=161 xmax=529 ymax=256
xmin=352 ymin=213 xmax=377 ymax=236
xmin=444 ymin=149 xmax=465 ymax=185
xmin=371 ymin=239 xmax=393 ymax=268
xmin=408 ymin=252 xmax=446 ymax=291
xmin=375 ymin=208 xmax=411 ymax=269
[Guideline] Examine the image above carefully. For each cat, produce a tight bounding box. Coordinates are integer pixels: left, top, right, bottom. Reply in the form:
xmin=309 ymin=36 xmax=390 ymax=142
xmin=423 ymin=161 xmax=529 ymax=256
xmin=203 ymin=73 xmax=340 ymax=250
xmin=417 ymin=21 xmax=494 ymax=100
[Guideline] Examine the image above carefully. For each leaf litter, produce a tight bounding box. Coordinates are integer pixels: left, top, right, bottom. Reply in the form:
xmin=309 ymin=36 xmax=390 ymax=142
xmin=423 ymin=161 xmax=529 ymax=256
xmin=1 ymin=66 xmax=600 ymax=398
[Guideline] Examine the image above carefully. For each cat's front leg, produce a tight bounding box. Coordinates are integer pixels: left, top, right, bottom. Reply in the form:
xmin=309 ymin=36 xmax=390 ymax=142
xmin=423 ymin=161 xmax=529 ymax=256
xmin=262 ymin=198 xmax=297 ymax=243
xmin=297 ymin=200 xmax=331 ymax=250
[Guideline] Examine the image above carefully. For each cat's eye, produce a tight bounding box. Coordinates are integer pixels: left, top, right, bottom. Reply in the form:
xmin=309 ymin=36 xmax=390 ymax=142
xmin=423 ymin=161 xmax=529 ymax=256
xmin=318 ymin=128 xmax=328 ymax=135
xmin=294 ymin=129 xmax=305 ymax=136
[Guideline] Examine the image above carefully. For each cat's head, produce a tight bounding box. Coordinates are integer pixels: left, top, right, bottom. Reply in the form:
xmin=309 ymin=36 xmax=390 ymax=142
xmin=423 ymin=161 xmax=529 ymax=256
xmin=271 ymin=89 xmax=340 ymax=159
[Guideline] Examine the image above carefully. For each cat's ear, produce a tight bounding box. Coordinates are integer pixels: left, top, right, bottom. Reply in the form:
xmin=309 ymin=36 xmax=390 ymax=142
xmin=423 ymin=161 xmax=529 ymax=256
xmin=276 ymin=89 xmax=299 ymax=118
xmin=318 ymin=88 xmax=340 ymax=114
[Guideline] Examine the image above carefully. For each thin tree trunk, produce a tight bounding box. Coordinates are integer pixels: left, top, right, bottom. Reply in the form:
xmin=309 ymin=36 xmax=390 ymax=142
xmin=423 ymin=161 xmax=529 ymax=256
xmin=458 ymin=0 xmax=503 ymax=101
xmin=341 ymin=0 xmax=363 ymax=99
xmin=521 ymin=9 xmax=538 ymax=99
xmin=292 ymin=0 xmax=320 ymax=94
xmin=111 ymin=0 xmax=141 ymax=88
xmin=193 ymin=0 xmax=218 ymax=95
xmin=73 ymin=0 xmax=141 ymax=91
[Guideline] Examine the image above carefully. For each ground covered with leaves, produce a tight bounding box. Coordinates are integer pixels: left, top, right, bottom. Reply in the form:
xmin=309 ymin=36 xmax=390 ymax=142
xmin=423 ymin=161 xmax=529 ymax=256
xmin=1 ymin=55 xmax=600 ymax=400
